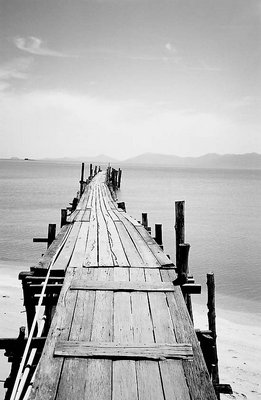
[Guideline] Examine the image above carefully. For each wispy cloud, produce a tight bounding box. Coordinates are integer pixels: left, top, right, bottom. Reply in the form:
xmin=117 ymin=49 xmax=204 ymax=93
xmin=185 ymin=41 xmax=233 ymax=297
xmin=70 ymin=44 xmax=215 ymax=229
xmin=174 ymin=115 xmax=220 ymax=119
xmin=14 ymin=36 xmax=74 ymax=58
xmin=0 ymin=57 xmax=33 ymax=91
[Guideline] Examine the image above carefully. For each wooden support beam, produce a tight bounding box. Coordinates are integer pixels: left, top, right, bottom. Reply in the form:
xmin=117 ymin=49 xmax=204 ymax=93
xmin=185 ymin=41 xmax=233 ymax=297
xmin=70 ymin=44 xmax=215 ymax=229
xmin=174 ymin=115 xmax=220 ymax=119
xmin=213 ymin=384 xmax=233 ymax=394
xmin=28 ymin=284 xmax=62 ymax=295
xmin=155 ymin=224 xmax=163 ymax=249
xmin=0 ymin=337 xmax=46 ymax=351
xmin=117 ymin=202 xmax=126 ymax=212
xmin=54 ymin=342 xmax=193 ymax=360
xmin=207 ymin=272 xmax=220 ymax=397
xmin=3 ymin=327 xmax=26 ymax=397
xmin=118 ymin=168 xmax=122 ymax=188
xmin=60 ymin=209 xmax=67 ymax=228
xmin=175 ymin=200 xmax=185 ymax=269
xmin=141 ymin=213 xmax=148 ymax=230
xmin=79 ymin=162 xmax=85 ymax=196
xmin=181 ymin=284 xmax=201 ymax=294
xmin=47 ymin=224 xmax=56 ymax=248
xmin=174 ymin=243 xmax=194 ymax=323
xmin=90 ymin=163 xmax=93 ymax=178
xmin=70 ymin=197 xmax=78 ymax=212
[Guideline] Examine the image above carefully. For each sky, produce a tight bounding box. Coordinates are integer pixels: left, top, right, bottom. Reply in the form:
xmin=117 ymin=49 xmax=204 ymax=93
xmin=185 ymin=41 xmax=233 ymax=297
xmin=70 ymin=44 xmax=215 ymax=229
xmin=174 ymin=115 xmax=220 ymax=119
xmin=0 ymin=0 xmax=260 ymax=160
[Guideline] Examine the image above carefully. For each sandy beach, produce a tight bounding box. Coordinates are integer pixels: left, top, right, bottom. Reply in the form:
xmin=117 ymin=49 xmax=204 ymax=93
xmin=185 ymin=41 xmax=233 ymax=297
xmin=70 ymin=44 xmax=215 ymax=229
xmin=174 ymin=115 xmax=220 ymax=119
xmin=193 ymin=303 xmax=261 ymax=400
xmin=0 ymin=262 xmax=260 ymax=400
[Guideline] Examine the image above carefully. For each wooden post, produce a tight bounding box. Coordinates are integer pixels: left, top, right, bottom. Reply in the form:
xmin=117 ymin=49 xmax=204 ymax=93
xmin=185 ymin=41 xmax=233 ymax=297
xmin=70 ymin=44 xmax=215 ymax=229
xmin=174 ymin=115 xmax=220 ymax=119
xmin=118 ymin=168 xmax=122 ymax=188
xmin=155 ymin=224 xmax=163 ymax=249
xmin=114 ymin=170 xmax=118 ymax=188
xmin=47 ymin=224 xmax=56 ymax=248
xmin=142 ymin=213 xmax=148 ymax=230
xmin=60 ymin=209 xmax=67 ymax=228
xmin=207 ymin=273 xmax=220 ymax=397
xmin=80 ymin=162 xmax=85 ymax=196
xmin=19 ymin=272 xmax=36 ymax=332
xmin=179 ymin=243 xmax=194 ymax=323
xmin=94 ymin=165 xmax=97 ymax=175
xmin=3 ymin=327 xmax=26 ymax=399
xmin=118 ymin=202 xmax=126 ymax=212
xmin=175 ymin=201 xmax=185 ymax=269
xmin=90 ymin=163 xmax=93 ymax=178
xmin=71 ymin=197 xmax=78 ymax=212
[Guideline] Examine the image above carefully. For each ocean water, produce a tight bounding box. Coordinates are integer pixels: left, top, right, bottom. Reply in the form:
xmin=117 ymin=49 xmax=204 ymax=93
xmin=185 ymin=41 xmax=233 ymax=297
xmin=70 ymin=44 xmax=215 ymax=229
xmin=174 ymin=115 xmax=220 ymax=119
xmin=0 ymin=160 xmax=260 ymax=315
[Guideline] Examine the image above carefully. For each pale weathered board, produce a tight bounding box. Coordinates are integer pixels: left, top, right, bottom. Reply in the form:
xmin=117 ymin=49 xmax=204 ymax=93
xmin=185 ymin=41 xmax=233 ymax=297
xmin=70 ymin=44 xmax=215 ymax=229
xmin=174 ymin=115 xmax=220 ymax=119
xmin=70 ymin=280 xmax=176 ymax=292
xmin=54 ymin=342 xmax=193 ymax=360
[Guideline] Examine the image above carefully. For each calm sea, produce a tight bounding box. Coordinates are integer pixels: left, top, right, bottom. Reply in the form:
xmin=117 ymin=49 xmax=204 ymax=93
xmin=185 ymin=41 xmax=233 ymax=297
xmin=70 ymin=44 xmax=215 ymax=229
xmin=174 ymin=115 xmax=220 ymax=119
xmin=0 ymin=160 xmax=260 ymax=315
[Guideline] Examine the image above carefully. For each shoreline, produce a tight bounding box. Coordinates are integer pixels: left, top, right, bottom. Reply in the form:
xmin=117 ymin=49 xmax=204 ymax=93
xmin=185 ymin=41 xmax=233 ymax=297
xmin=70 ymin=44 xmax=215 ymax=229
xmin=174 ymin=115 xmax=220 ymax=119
xmin=0 ymin=261 xmax=260 ymax=399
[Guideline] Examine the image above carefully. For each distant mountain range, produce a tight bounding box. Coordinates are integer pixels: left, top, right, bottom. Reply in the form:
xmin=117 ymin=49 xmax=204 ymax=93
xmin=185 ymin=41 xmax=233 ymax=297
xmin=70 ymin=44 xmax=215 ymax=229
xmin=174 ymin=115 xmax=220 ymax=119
xmin=4 ymin=152 xmax=261 ymax=169
xmin=122 ymin=152 xmax=261 ymax=169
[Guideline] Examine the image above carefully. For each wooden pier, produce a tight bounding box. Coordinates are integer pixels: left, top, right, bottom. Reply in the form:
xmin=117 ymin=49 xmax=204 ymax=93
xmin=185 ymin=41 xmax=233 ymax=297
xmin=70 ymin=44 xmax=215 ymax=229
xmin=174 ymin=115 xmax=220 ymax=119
xmin=2 ymin=165 xmax=232 ymax=400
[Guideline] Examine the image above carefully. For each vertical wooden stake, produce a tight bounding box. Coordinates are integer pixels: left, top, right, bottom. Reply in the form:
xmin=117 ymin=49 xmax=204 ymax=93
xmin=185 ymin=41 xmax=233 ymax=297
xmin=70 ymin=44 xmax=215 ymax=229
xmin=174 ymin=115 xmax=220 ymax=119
xmin=118 ymin=202 xmax=126 ymax=212
xmin=60 ymin=209 xmax=67 ymax=228
xmin=118 ymin=168 xmax=122 ymax=188
xmin=155 ymin=224 xmax=163 ymax=249
xmin=175 ymin=201 xmax=185 ymax=269
xmin=71 ymin=197 xmax=78 ymax=212
xmin=47 ymin=224 xmax=56 ymax=248
xmin=114 ymin=170 xmax=118 ymax=188
xmin=94 ymin=165 xmax=97 ymax=175
xmin=80 ymin=162 xmax=85 ymax=196
xmin=179 ymin=243 xmax=194 ymax=323
xmin=207 ymin=273 xmax=220 ymax=397
xmin=142 ymin=213 xmax=148 ymax=230
xmin=90 ymin=163 xmax=93 ymax=178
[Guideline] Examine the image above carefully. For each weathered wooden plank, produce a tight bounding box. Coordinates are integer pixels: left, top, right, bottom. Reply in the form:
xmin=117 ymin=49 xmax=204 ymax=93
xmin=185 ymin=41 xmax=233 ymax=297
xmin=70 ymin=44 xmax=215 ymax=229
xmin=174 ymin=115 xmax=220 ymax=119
xmin=161 ymin=269 xmax=217 ymax=399
xmin=114 ymin=221 xmax=145 ymax=266
xmin=112 ymin=267 xmax=138 ymax=400
xmin=67 ymin=220 xmax=90 ymax=269
xmin=103 ymin=185 xmax=161 ymax=267
xmin=130 ymin=268 xmax=165 ymax=400
xmin=52 ymin=222 xmax=82 ymax=270
xmin=55 ymin=268 xmax=97 ymax=400
xmin=70 ymin=280 xmax=176 ymax=292
xmin=136 ymin=225 xmax=175 ymax=267
xmin=96 ymin=185 xmax=114 ymax=266
xmin=54 ymin=342 xmax=193 ymax=360
xmin=36 ymin=224 xmax=70 ymax=269
xmin=145 ymin=268 xmax=191 ymax=399
xmin=98 ymin=185 xmax=129 ymax=266
xmin=84 ymin=186 xmax=98 ymax=267
xmin=84 ymin=267 xmax=114 ymax=400
xmin=28 ymin=269 xmax=78 ymax=400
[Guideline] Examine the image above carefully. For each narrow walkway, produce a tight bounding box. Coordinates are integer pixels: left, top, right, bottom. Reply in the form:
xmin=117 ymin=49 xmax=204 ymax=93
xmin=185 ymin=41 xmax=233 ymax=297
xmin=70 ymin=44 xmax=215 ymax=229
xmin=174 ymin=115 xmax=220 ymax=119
xmin=28 ymin=172 xmax=217 ymax=400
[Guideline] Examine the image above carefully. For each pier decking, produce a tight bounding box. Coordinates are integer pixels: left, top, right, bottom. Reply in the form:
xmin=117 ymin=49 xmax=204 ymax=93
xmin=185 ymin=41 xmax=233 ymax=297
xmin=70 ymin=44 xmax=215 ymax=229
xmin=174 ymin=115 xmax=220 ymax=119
xmin=10 ymin=170 xmax=218 ymax=400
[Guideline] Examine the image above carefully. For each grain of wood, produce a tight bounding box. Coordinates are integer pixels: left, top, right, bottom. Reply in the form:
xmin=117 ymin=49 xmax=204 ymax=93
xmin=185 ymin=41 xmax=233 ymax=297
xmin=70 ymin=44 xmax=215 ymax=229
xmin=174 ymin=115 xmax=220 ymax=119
xmin=130 ymin=268 xmax=165 ymax=400
xmin=161 ymin=269 xmax=217 ymax=399
xmin=54 ymin=342 xmax=193 ymax=359
xmin=145 ymin=268 xmax=190 ymax=399
xmin=113 ymin=267 xmax=138 ymax=400
xmin=53 ymin=222 xmax=82 ymax=270
xmin=70 ymin=280 xmax=176 ymax=292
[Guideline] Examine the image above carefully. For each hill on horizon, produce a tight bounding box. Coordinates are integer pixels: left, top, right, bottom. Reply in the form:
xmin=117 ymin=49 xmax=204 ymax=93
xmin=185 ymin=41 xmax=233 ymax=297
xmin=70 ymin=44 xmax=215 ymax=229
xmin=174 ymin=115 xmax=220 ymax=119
xmin=123 ymin=152 xmax=261 ymax=169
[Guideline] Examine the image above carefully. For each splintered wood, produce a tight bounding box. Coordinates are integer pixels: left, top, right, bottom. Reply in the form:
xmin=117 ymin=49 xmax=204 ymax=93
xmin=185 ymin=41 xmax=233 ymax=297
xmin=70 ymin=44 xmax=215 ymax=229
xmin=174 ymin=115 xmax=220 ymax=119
xmin=28 ymin=171 xmax=217 ymax=400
